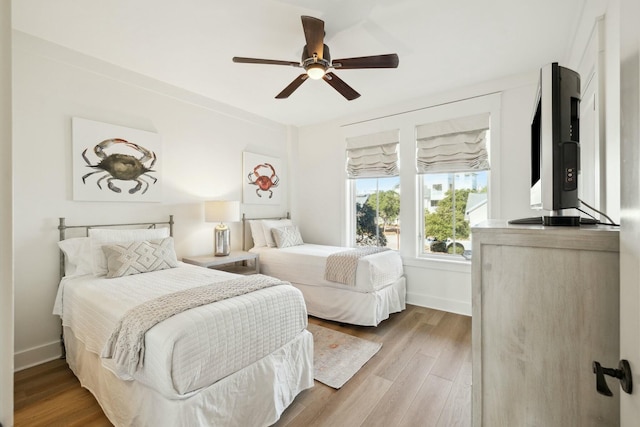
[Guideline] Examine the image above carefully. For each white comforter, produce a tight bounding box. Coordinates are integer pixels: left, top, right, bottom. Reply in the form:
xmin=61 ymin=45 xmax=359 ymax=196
xmin=53 ymin=264 xmax=308 ymax=399
xmin=250 ymin=244 xmax=404 ymax=292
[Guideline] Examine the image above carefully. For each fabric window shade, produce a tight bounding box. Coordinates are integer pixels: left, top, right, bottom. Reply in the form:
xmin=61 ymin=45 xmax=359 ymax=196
xmin=416 ymin=112 xmax=490 ymax=174
xmin=346 ymin=129 xmax=399 ymax=178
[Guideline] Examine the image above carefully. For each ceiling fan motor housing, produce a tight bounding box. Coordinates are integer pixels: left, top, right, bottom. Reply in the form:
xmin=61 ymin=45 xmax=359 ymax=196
xmin=302 ymin=44 xmax=331 ymax=71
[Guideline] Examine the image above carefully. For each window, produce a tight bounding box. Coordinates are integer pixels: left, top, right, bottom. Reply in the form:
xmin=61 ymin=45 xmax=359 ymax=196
xmin=346 ymin=130 xmax=400 ymax=249
xmin=421 ymin=172 xmax=488 ymax=256
xmin=417 ymin=113 xmax=490 ymax=259
xmin=354 ymin=177 xmax=400 ymax=249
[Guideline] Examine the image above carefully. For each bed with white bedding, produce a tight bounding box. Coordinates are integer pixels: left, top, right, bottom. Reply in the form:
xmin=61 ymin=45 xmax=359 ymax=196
xmin=244 ymin=216 xmax=406 ymax=326
xmin=54 ymin=217 xmax=313 ymax=427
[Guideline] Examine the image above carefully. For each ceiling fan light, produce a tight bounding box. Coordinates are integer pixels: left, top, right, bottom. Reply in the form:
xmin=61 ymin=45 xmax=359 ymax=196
xmin=306 ymin=64 xmax=326 ymax=80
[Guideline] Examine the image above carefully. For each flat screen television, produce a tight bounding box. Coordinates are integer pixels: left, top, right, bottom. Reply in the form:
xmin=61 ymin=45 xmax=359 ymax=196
xmin=511 ymin=62 xmax=582 ymax=226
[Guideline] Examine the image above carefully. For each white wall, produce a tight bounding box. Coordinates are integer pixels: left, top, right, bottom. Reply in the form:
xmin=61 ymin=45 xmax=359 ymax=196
xmin=12 ymin=32 xmax=293 ymax=370
xmin=295 ymin=74 xmax=541 ymax=315
xmin=566 ymin=0 xmax=621 ymax=222
xmin=1 ymin=0 xmax=13 ymax=424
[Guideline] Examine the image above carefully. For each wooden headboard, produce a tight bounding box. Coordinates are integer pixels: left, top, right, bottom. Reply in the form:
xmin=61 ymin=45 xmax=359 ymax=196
xmin=242 ymin=213 xmax=290 ymax=251
xmin=57 ymin=215 xmax=174 ymax=280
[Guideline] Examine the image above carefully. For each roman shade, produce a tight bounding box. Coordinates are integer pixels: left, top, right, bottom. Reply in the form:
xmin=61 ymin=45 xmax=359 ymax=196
xmin=416 ymin=113 xmax=490 ymax=173
xmin=346 ymin=129 xmax=399 ymax=178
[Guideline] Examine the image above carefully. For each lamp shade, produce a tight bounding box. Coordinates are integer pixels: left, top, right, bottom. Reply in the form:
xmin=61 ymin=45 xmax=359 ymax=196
xmin=204 ymin=200 xmax=240 ymax=223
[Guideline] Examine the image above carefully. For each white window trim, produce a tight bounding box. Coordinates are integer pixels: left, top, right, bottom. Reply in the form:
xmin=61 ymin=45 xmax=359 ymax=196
xmin=346 ymin=179 xmax=356 ymax=246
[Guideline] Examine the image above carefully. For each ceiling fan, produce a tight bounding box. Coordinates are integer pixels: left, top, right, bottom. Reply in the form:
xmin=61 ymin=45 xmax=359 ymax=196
xmin=232 ymin=15 xmax=399 ymax=101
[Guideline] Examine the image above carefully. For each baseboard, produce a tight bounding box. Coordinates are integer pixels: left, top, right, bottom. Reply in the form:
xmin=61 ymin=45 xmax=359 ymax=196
xmin=407 ymin=292 xmax=471 ymax=316
xmin=14 ymin=340 xmax=63 ymax=371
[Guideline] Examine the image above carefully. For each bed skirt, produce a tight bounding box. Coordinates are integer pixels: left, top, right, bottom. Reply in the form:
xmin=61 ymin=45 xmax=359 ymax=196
xmin=64 ymin=326 xmax=314 ymax=427
xmin=293 ymin=276 xmax=406 ymax=326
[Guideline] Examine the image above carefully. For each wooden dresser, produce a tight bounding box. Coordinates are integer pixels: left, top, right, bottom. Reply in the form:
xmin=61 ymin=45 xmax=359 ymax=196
xmin=471 ymin=221 xmax=620 ymax=426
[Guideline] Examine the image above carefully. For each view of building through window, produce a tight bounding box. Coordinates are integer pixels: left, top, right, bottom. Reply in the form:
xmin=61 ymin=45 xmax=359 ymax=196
xmin=422 ymin=171 xmax=488 ymax=257
xmin=354 ymin=176 xmax=400 ymax=249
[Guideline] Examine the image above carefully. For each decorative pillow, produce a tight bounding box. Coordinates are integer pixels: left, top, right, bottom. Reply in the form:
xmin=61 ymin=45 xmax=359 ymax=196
xmin=272 ymin=226 xmax=304 ymax=248
xmin=102 ymin=237 xmax=178 ymax=278
xmin=58 ymin=237 xmax=93 ymax=277
xmin=248 ymin=220 xmax=268 ymax=248
xmin=261 ymin=219 xmax=293 ymax=248
xmin=89 ymin=227 xmax=171 ymax=276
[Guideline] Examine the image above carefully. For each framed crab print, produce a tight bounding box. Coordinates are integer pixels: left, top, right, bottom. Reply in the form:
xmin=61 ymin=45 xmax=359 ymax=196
xmin=72 ymin=117 xmax=162 ymax=202
xmin=243 ymin=151 xmax=282 ymax=205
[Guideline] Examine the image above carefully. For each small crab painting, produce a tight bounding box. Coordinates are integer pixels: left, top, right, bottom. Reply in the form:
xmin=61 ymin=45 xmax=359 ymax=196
xmin=243 ymin=152 xmax=282 ymax=205
xmin=247 ymin=162 xmax=279 ymax=198
xmin=72 ymin=117 xmax=162 ymax=202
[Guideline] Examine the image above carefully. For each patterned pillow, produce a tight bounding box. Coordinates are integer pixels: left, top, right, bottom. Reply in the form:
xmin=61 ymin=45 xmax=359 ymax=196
xmin=102 ymin=237 xmax=179 ymax=278
xmin=89 ymin=227 xmax=171 ymax=276
xmin=262 ymin=219 xmax=293 ymax=248
xmin=272 ymin=226 xmax=304 ymax=248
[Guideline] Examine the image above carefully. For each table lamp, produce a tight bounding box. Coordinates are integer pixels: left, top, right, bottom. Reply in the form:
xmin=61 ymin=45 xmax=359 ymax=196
xmin=204 ymin=200 xmax=240 ymax=256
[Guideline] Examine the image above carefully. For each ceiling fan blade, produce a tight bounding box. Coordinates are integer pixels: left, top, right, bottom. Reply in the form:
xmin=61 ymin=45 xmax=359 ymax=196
xmin=322 ymin=72 xmax=360 ymax=101
xmin=301 ymin=16 xmax=325 ymax=60
xmin=275 ymin=74 xmax=309 ymax=99
xmin=233 ymin=57 xmax=300 ymax=67
xmin=332 ymin=53 xmax=399 ymax=69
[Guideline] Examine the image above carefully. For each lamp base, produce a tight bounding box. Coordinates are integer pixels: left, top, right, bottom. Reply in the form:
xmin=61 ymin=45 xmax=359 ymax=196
xmin=214 ymin=224 xmax=230 ymax=256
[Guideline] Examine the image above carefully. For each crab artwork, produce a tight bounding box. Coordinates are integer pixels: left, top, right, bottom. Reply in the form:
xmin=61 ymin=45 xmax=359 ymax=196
xmin=247 ymin=163 xmax=279 ymax=198
xmin=81 ymin=138 xmax=158 ymax=195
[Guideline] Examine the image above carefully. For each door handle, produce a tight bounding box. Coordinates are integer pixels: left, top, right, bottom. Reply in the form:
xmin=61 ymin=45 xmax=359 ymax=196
xmin=592 ymin=359 xmax=633 ymax=396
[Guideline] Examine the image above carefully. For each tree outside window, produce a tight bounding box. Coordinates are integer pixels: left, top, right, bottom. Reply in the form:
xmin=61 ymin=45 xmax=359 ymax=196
xmin=423 ymin=172 xmax=487 ymax=256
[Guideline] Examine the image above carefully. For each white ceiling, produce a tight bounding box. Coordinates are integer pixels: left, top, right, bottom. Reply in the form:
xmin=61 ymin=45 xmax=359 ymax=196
xmin=12 ymin=0 xmax=586 ymax=127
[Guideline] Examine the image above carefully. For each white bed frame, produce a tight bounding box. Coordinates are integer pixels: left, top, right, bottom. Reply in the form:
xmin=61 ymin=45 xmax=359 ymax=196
xmin=242 ymin=214 xmax=406 ymax=326
xmin=57 ymin=216 xmax=313 ymax=426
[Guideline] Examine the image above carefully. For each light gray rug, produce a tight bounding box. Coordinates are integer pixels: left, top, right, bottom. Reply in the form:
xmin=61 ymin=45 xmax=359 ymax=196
xmin=307 ymin=323 xmax=382 ymax=389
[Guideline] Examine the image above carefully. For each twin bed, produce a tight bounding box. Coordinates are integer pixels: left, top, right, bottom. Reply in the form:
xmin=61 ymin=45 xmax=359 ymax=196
xmin=54 ymin=214 xmax=405 ymax=426
xmin=243 ymin=215 xmax=406 ymax=327
xmin=54 ymin=217 xmax=313 ymax=427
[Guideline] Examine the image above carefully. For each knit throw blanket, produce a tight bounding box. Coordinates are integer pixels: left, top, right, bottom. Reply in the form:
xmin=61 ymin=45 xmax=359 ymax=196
xmin=101 ymin=274 xmax=287 ymax=375
xmin=324 ymin=247 xmax=389 ymax=286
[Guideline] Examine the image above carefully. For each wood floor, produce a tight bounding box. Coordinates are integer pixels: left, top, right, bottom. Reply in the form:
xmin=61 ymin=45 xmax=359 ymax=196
xmin=14 ymin=305 xmax=471 ymax=427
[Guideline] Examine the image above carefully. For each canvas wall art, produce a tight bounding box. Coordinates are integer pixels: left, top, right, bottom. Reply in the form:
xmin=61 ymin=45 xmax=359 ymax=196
xmin=243 ymin=151 xmax=282 ymax=205
xmin=72 ymin=117 xmax=162 ymax=202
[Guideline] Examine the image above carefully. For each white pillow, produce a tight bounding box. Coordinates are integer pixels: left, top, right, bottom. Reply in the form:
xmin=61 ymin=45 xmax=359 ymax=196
xmin=272 ymin=226 xmax=304 ymax=248
xmin=58 ymin=237 xmax=93 ymax=277
xmin=89 ymin=227 xmax=170 ymax=276
xmin=248 ymin=220 xmax=268 ymax=248
xmin=261 ymin=219 xmax=293 ymax=248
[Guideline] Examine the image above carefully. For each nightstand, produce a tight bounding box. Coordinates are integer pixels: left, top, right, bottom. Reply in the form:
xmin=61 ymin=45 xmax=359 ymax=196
xmin=182 ymin=251 xmax=260 ymax=275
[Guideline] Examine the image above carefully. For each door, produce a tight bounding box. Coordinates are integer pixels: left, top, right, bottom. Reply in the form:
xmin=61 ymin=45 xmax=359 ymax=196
xmin=619 ymin=0 xmax=640 ymax=424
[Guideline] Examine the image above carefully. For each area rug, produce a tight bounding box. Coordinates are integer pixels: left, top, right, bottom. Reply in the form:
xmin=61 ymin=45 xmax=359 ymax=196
xmin=307 ymin=323 xmax=382 ymax=389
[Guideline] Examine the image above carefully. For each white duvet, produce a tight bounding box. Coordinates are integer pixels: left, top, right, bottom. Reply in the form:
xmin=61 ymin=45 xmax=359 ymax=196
xmin=251 ymin=243 xmax=404 ymax=292
xmin=53 ymin=263 xmax=308 ymax=399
